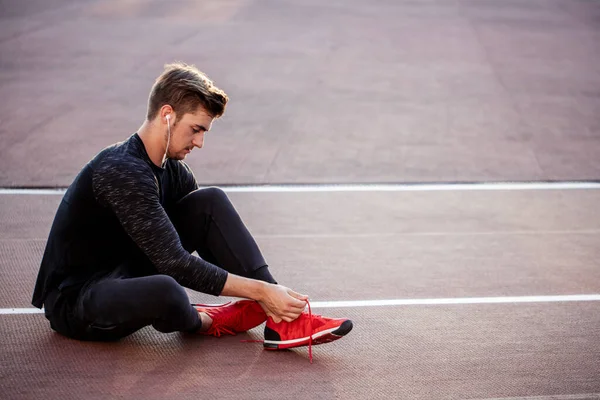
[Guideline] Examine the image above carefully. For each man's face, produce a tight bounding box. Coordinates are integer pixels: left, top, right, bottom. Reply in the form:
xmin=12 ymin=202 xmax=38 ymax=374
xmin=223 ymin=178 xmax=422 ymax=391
xmin=167 ymin=106 xmax=214 ymax=160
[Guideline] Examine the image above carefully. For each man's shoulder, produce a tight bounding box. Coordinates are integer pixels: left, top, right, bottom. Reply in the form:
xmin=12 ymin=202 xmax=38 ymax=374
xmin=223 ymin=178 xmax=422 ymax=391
xmin=95 ymin=149 xmax=149 ymax=172
xmin=95 ymin=137 xmax=148 ymax=169
xmin=91 ymin=137 xmax=155 ymax=188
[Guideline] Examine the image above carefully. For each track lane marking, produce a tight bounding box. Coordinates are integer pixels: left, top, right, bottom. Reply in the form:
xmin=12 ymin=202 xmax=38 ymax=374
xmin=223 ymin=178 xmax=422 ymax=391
xmin=2 ymin=294 xmax=600 ymax=314
xmin=1 ymin=181 xmax=599 ymax=195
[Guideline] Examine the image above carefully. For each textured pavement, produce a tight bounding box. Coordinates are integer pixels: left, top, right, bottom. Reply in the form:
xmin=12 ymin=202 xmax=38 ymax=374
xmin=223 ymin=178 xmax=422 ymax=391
xmin=2 ymin=189 xmax=600 ymax=399
xmin=1 ymin=0 xmax=599 ymax=186
xmin=1 ymin=0 xmax=600 ymax=399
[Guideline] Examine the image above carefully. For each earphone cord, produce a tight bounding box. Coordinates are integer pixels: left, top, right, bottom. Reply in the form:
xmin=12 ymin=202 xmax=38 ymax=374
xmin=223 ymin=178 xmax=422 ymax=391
xmin=163 ymin=117 xmax=171 ymax=167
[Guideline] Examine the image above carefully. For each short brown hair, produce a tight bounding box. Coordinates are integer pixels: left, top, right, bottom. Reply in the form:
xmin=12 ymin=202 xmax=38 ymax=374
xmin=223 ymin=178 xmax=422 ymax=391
xmin=146 ymin=62 xmax=228 ymax=121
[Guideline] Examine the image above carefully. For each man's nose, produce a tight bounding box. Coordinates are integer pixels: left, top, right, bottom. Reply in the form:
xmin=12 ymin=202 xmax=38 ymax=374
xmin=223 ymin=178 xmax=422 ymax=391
xmin=193 ymin=133 xmax=204 ymax=149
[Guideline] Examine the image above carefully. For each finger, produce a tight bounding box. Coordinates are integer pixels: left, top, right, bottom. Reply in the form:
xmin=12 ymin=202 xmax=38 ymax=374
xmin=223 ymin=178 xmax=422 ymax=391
xmin=282 ymin=308 xmax=301 ymax=318
xmin=287 ymin=289 xmax=309 ymax=301
xmin=289 ymin=300 xmax=306 ymax=311
xmin=287 ymin=303 xmax=306 ymax=315
xmin=284 ymin=312 xmax=302 ymax=322
xmin=287 ymin=307 xmax=304 ymax=317
xmin=289 ymin=314 xmax=302 ymax=322
xmin=288 ymin=302 xmax=307 ymax=312
xmin=286 ymin=295 xmax=308 ymax=308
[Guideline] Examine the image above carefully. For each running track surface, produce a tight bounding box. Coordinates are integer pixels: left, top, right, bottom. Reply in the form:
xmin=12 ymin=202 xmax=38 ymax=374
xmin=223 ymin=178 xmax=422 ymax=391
xmin=1 ymin=0 xmax=599 ymax=399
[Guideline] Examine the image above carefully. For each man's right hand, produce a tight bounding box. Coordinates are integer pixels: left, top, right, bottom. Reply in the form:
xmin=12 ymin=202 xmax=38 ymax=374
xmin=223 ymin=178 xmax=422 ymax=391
xmin=258 ymin=284 xmax=308 ymax=323
xmin=219 ymin=274 xmax=309 ymax=323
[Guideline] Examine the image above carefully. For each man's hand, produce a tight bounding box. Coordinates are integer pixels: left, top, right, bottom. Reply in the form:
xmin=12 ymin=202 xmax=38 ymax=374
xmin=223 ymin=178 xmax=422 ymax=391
xmin=258 ymin=284 xmax=308 ymax=323
xmin=219 ymin=274 xmax=308 ymax=322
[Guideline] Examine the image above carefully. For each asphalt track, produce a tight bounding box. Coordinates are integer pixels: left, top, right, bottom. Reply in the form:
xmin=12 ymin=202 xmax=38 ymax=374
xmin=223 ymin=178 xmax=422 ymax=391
xmin=1 ymin=0 xmax=599 ymax=399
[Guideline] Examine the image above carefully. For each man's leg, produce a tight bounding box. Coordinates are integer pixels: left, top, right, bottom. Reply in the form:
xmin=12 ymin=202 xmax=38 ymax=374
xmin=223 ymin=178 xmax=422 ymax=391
xmin=166 ymin=187 xmax=353 ymax=356
xmin=75 ymin=273 xmax=202 ymax=341
xmin=168 ymin=187 xmax=276 ymax=284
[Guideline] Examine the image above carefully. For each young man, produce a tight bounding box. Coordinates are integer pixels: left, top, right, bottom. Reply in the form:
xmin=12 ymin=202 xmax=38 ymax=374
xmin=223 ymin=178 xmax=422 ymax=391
xmin=32 ymin=62 xmax=352 ymax=355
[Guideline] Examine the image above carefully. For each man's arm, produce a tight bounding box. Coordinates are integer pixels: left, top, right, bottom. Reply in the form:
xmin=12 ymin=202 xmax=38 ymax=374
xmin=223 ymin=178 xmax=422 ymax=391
xmin=94 ymin=158 xmax=307 ymax=321
xmin=221 ymin=274 xmax=308 ymax=322
xmin=93 ymin=159 xmax=228 ymax=295
xmin=172 ymin=160 xmax=308 ymax=321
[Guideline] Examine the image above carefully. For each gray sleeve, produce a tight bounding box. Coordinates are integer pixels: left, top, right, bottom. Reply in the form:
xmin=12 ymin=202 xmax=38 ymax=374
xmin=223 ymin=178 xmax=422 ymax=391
xmin=92 ymin=159 xmax=228 ymax=296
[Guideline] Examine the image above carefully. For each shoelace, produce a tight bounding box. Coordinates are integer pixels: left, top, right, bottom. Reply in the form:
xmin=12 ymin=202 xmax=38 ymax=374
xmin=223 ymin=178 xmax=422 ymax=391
xmin=211 ymin=325 xmax=236 ymax=337
xmin=193 ymin=302 xmax=236 ymax=337
xmin=241 ymin=299 xmax=314 ymax=364
xmin=306 ymin=299 xmax=313 ymax=363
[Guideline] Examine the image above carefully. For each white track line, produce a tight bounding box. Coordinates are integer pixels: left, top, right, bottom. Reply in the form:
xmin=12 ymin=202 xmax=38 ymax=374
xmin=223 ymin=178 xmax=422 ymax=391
xmin=2 ymin=294 xmax=599 ymax=315
xmin=0 ymin=188 xmax=67 ymax=195
xmin=1 ymin=308 xmax=44 ymax=314
xmin=4 ymin=230 xmax=600 ymax=242
xmin=468 ymin=394 xmax=600 ymax=400
xmin=0 ymin=181 xmax=599 ymax=195
xmin=254 ymin=229 xmax=600 ymax=239
xmin=224 ymin=182 xmax=600 ymax=192
xmin=309 ymin=294 xmax=600 ymax=308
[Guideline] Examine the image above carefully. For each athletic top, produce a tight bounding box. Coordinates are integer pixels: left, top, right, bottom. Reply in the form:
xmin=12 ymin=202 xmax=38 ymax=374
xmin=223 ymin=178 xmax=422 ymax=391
xmin=31 ymin=133 xmax=229 ymax=308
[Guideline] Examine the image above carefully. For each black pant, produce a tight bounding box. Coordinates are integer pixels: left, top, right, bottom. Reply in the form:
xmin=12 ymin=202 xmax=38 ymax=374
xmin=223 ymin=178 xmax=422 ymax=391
xmin=47 ymin=187 xmax=276 ymax=341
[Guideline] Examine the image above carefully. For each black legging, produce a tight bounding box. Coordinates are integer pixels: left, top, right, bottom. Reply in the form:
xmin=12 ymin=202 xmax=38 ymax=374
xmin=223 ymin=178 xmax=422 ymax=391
xmin=67 ymin=187 xmax=276 ymax=341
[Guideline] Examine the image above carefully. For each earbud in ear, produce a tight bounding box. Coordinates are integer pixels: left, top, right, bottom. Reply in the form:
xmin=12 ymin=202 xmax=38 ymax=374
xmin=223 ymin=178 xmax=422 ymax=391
xmin=166 ymin=114 xmax=171 ymax=121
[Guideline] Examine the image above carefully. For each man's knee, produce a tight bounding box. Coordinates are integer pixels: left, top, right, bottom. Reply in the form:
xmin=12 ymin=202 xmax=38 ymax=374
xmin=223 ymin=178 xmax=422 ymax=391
xmin=148 ymin=275 xmax=189 ymax=309
xmin=181 ymin=187 xmax=229 ymax=209
xmin=202 ymin=186 xmax=228 ymax=203
xmin=147 ymin=275 xmax=198 ymax=333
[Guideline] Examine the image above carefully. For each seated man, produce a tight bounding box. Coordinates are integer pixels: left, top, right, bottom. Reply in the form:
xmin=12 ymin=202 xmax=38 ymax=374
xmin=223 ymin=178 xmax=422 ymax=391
xmin=31 ymin=62 xmax=352 ymax=358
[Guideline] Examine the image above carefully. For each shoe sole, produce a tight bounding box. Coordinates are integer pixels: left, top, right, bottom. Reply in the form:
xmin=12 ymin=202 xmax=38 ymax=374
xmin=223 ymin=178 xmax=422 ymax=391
xmin=263 ymin=320 xmax=353 ymax=350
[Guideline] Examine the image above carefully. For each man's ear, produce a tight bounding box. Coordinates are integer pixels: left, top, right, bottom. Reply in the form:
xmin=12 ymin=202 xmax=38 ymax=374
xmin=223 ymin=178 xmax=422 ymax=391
xmin=160 ymin=105 xmax=175 ymax=123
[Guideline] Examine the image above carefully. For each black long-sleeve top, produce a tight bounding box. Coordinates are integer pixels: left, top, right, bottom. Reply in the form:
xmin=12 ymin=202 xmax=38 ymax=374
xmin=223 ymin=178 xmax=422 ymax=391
xmin=32 ymin=133 xmax=228 ymax=308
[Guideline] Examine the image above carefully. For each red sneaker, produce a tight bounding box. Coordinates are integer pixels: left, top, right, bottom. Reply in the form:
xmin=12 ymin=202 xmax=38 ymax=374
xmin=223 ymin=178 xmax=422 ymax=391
xmin=192 ymin=300 xmax=267 ymax=337
xmin=263 ymin=303 xmax=353 ymax=351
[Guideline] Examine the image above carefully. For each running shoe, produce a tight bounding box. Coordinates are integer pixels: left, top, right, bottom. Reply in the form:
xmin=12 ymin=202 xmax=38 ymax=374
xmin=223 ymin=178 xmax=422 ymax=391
xmin=263 ymin=302 xmax=353 ymax=352
xmin=193 ymin=300 xmax=267 ymax=337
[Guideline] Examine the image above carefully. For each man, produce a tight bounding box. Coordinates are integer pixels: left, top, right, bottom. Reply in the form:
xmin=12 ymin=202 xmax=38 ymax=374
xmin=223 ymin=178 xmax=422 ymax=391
xmin=32 ymin=62 xmax=352 ymax=357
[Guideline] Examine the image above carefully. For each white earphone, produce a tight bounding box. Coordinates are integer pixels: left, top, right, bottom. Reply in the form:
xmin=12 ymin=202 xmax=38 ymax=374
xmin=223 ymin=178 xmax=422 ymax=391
xmin=163 ymin=113 xmax=172 ymax=166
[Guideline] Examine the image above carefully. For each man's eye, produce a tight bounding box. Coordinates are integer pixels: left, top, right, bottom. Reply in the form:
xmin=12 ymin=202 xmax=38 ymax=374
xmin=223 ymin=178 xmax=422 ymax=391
xmin=193 ymin=129 xmax=200 ymax=133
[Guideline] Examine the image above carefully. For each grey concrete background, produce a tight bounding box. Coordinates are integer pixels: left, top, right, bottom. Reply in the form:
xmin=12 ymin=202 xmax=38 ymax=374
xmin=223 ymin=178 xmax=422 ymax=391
xmin=1 ymin=0 xmax=599 ymax=187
